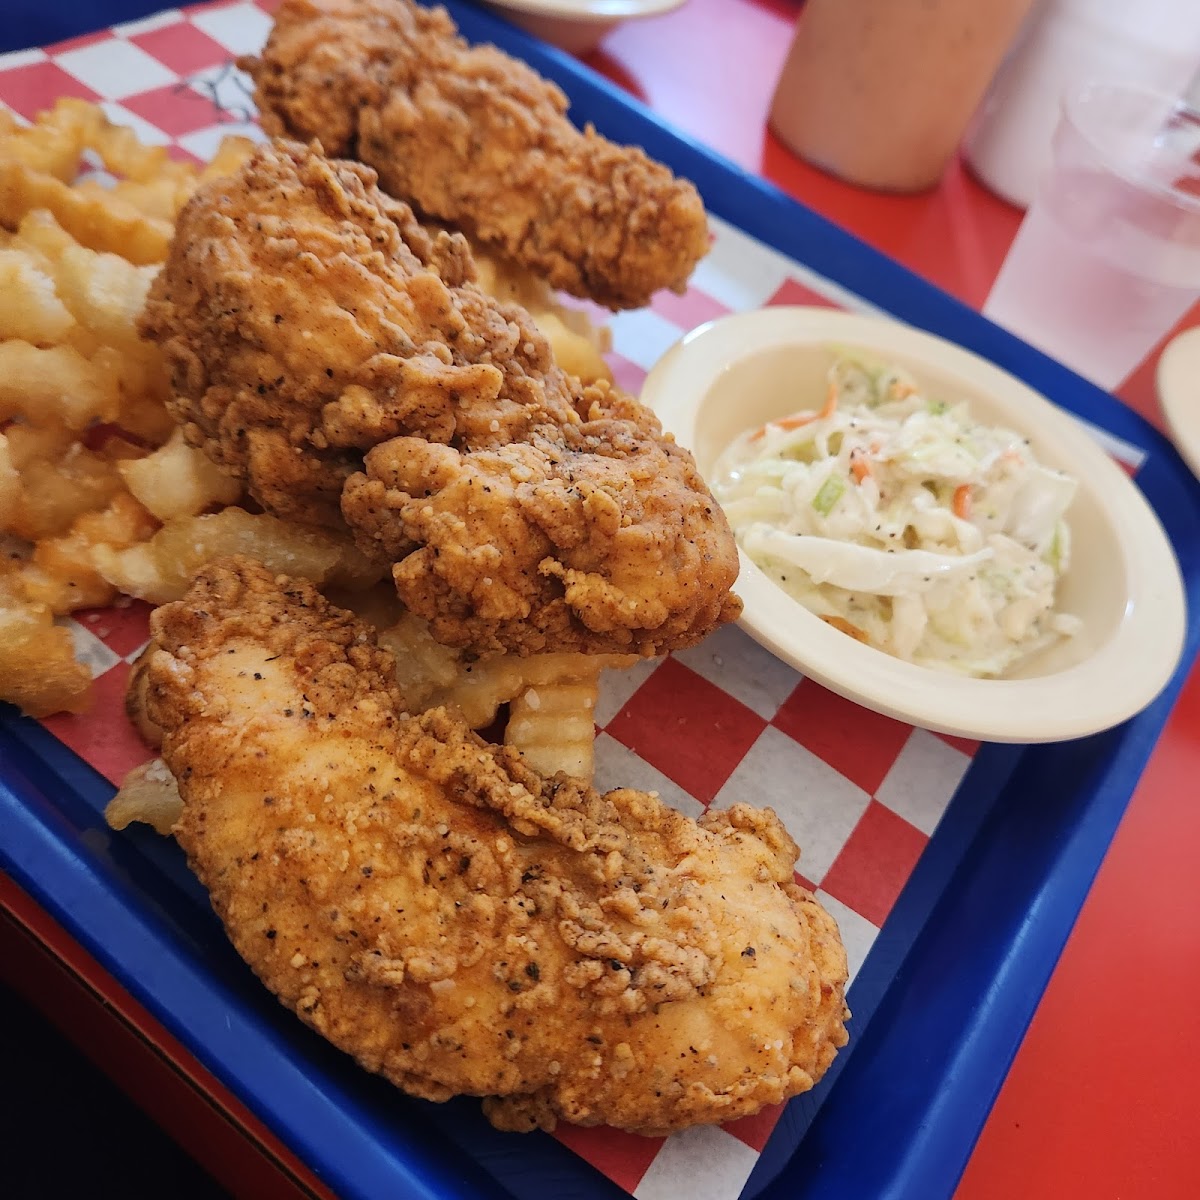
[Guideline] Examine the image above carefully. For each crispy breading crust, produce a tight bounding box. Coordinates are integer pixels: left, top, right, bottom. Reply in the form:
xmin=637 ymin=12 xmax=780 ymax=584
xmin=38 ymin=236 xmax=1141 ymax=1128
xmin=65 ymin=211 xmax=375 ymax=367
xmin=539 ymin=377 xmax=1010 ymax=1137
xmin=342 ymin=383 xmax=743 ymax=657
xmin=140 ymin=140 xmax=741 ymax=657
xmin=149 ymin=558 xmax=849 ymax=1135
xmin=243 ymin=0 xmax=710 ymax=310
xmin=139 ymin=139 xmax=565 ymax=531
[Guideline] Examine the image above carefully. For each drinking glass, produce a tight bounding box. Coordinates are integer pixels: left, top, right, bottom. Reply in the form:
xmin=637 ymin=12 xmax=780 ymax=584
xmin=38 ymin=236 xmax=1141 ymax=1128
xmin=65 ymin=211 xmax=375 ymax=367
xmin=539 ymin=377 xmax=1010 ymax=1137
xmin=983 ymin=81 xmax=1200 ymax=390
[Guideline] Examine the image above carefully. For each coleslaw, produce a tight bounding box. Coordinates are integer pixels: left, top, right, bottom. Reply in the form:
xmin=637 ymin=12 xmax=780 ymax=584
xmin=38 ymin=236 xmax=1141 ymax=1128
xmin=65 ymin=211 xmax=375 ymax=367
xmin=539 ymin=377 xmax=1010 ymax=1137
xmin=713 ymin=356 xmax=1082 ymax=677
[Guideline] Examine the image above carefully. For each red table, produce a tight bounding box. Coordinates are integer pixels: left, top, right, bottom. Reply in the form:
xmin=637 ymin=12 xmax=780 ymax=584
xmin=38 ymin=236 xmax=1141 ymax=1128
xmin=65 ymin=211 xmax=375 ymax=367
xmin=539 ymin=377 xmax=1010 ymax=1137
xmin=586 ymin=2 xmax=1200 ymax=1197
xmin=3 ymin=2 xmax=1198 ymax=1198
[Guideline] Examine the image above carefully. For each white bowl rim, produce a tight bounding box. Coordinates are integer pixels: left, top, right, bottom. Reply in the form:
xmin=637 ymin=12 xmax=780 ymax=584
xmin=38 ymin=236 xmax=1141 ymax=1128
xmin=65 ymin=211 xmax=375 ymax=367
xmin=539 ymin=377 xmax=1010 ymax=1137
xmin=642 ymin=307 xmax=1187 ymax=743
xmin=1156 ymin=324 xmax=1200 ymax=482
xmin=485 ymin=0 xmax=686 ymax=22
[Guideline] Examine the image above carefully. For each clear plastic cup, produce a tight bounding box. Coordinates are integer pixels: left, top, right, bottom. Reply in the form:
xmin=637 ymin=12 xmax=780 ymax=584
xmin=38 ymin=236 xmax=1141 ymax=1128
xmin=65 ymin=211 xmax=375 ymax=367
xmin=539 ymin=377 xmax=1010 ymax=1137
xmin=983 ymin=81 xmax=1200 ymax=391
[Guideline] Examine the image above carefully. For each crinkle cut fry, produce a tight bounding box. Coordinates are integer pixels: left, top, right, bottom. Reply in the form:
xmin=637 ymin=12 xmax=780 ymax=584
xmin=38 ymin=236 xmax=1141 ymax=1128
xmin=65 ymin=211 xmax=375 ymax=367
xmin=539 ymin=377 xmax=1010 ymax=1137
xmin=244 ymin=0 xmax=711 ymax=309
xmin=0 ymin=99 xmax=256 ymax=717
xmin=150 ymin=557 xmax=849 ymax=1136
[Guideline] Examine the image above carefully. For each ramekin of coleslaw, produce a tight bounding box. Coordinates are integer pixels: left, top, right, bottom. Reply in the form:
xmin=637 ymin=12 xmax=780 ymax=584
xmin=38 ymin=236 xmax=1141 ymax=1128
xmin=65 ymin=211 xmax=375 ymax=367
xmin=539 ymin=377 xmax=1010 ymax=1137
xmin=639 ymin=308 xmax=1185 ymax=742
xmin=712 ymin=355 xmax=1082 ymax=677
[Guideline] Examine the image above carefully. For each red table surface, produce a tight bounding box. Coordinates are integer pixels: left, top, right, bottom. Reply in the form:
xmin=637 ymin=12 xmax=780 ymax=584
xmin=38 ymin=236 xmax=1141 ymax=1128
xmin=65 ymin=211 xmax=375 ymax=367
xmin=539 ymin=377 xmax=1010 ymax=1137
xmin=3 ymin=2 xmax=1199 ymax=1199
xmin=589 ymin=2 xmax=1200 ymax=1197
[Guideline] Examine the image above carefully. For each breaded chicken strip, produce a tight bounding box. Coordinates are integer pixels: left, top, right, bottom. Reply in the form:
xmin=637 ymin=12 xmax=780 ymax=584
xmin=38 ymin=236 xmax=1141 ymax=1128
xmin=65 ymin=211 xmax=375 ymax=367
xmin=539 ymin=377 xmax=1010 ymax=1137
xmin=243 ymin=0 xmax=710 ymax=310
xmin=342 ymin=387 xmax=741 ymax=657
xmin=140 ymin=141 xmax=740 ymax=657
xmin=139 ymin=139 xmax=564 ymax=531
xmin=148 ymin=558 xmax=849 ymax=1135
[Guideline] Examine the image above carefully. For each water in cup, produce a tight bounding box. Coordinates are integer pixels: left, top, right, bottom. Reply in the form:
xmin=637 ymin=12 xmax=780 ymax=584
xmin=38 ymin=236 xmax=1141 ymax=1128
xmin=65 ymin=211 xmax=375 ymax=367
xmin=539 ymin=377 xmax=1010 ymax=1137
xmin=985 ymin=167 xmax=1200 ymax=389
xmin=983 ymin=83 xmax=1200 ymax=391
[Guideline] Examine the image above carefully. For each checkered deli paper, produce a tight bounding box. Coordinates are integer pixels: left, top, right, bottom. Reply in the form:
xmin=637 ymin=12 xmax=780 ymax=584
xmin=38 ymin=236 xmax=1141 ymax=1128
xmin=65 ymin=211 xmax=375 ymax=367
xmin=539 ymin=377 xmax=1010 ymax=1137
xmin=1 ymin=3 xmax=997 ymax=1197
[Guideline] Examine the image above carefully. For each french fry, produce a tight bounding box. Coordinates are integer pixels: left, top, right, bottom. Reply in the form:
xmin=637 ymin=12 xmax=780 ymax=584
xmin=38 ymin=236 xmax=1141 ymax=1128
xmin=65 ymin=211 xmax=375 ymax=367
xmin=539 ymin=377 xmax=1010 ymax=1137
xmin=504 ymin=674 xmax=604 ymax=780
xmin=1 ymin=438 xmax=127 ymax=542
xmin=112 ymin=384 xmax=176 ymax=445
xmin=0 ymin=101 xmax=261 ymax=717
xmin=119 ymin=428 xmax=243 ymax=521
xmin=0 ymin=99 xmax=93 ymax=183
xmin=427 ymin=650 xmax=636 ymax=733
xmin=374 ymin=609 xmax=470 ymax=712
xmin=0 ymin=248 xmax=76 ymax=342
xmin=0 ymin=581 xmax=91 ymax=716
xmin=93 ymin=507 xmax=385 ymax=605
xmin=82 ymin=101 xmax=192 ymax=190
xmin=371 ymin=605 xmax=635 ymax=780
xmin=9 ymin=198 xmax=77 ymax=262
xmin=197 ymin=134 xmax=259 ymax=184
xmin=0 ymin=433 xmax=19 ymax=517
xmin=0 ymin=341 xmax=119 ymax=429
xmin=22 ymin=490 xmax=159 ymax=613
xmin=319 ymin=591 xmax=631 ymax=782
xmin=48 ymin=241 xmax=157 ymax=351
xmin=0 ymin=158 xmax=176 ymax=265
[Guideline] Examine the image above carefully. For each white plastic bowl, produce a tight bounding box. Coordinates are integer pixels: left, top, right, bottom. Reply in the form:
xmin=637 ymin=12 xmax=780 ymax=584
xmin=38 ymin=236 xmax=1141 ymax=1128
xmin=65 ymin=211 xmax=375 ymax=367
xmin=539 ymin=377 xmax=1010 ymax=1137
xmin=1156 ymin=324 xmax=1200 ymax=482
xmin=642 ymin=307 xmax=1186 ymax=743
xmin=482 ymin=0 xmax=687 ymax=56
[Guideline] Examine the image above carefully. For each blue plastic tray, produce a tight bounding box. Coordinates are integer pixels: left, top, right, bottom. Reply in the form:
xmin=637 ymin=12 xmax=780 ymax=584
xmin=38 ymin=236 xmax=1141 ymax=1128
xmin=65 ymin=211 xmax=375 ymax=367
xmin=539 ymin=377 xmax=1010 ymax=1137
xmin=4 ymin=4 xmax=1200 ymax=1198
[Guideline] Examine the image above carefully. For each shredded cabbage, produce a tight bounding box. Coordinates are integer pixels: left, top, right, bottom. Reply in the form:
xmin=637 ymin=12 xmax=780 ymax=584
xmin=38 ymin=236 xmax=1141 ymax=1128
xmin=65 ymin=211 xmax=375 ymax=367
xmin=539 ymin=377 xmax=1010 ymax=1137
xmin=713 ymin=356 xmax=1082 ymax=677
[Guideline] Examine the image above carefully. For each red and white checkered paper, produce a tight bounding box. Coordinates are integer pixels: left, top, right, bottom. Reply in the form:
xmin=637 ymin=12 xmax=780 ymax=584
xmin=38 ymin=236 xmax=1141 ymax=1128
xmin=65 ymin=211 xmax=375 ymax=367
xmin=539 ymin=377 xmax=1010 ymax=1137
xmin=0 ymin=4 xmax=1138 ymax=1197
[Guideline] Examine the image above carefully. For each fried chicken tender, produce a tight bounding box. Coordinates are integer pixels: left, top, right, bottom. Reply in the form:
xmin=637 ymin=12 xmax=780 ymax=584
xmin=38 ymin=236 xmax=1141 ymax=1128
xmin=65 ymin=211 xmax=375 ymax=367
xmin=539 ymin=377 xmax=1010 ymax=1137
xmin=244 ymin=0 xmax=710 ymax=310
xmin=342 ymin=386 xmax=742 ymax=657
xmin=141 ymin=140 xmax=741 ymax=657
xmin=139 ymin=139 xmax=541 ymax=531
xmin=148 ymin=558 xmax=849 ymax=1135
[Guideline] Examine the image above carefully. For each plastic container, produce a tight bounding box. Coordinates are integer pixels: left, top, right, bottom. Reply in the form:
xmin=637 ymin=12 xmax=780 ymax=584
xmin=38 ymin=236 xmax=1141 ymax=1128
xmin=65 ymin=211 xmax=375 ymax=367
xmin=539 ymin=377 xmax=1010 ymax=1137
xmin=768 ymin=0 xmax=1037 ymax=193
xmin=965 ymin=0 xmax=1200 ymax=209
xmin=982 ymin=82 xmax=1200 ymax=390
